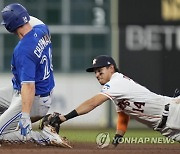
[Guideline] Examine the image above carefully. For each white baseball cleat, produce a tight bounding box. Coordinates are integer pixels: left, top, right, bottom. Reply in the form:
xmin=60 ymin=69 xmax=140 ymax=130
xmin=42 ymin=125 xmax=72 ymax=148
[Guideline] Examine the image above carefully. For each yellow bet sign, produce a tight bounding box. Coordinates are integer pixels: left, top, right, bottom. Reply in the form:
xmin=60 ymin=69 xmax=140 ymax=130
xmin=162 ymin=0 xmax=180 ymax=21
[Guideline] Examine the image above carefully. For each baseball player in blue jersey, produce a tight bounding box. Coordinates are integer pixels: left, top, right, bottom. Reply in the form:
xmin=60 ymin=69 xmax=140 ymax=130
xmin=0 ymin=3 xmax=70 ymax=148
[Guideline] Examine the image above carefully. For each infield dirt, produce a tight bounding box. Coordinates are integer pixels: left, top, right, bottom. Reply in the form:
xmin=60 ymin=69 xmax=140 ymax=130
xmin=0 ymin=142 xmax=180 ymax=154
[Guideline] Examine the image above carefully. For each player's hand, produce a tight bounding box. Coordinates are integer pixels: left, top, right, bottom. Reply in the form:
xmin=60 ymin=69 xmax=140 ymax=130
xmin=16 ymin=112 xmax=32 ymax=141
xmin=112 ymin=134 xmax=123 ymax=147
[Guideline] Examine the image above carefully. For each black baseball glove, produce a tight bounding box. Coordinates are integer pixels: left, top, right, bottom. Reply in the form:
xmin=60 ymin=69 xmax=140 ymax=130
xmin=39 ymin=112 xmax=62 ymax=134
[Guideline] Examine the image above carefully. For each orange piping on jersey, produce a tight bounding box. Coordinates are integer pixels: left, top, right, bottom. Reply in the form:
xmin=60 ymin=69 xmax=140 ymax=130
xmin=117 ymin=112 xmax=130 ymax=132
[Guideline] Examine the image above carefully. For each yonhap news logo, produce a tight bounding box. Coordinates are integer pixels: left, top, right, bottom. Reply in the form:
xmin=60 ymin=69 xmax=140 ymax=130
xmin=96 ymin=132 xmax=175 ymax=147
xmin=120 ymin=137 xmax=175 ymax=144
xmin=96 ymin=132 xmax=110 ymax=148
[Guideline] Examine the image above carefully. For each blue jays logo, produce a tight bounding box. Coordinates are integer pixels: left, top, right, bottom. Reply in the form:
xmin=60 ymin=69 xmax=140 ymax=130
xmin=102 ymin=84 xmax=110 ymax=91
xmin=23 ymin=16 xmax=28 ymax=23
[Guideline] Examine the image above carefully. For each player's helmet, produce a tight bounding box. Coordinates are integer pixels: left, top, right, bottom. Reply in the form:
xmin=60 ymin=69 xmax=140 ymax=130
xmin=1 ymin=3 xmax=30 ymax=33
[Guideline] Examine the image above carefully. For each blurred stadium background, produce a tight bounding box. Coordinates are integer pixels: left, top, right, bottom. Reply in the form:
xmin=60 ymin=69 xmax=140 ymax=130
xmin=0 ymin=0 xmax=180 ymax=141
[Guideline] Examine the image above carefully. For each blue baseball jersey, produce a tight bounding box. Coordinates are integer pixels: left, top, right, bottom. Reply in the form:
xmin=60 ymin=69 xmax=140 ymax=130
xmin=11 ymin=24 xmax=55 ymax=95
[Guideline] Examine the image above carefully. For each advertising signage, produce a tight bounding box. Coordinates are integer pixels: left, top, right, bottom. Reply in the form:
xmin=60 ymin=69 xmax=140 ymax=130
xmin=119 ymin=0 xmax=180 ymax=95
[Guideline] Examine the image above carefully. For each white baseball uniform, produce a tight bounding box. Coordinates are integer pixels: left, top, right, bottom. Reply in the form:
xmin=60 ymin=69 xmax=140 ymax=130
xmin=101 ymin=72 xmax=180 ymax=142
xmin=0 ymin=84 xmax=53 ymax=143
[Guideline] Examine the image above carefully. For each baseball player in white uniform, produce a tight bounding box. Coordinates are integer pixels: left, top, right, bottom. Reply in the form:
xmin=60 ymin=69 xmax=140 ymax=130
xmin=50 ymin=55 xmax=180 ymax=146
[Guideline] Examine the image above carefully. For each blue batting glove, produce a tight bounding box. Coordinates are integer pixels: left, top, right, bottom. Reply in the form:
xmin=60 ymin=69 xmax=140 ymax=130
xmin=17 ymin=112 xmax=32 ymax=141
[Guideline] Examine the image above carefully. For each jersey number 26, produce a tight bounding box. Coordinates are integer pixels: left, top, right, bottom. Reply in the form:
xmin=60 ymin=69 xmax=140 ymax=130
xmin=40 ymin=47 xmax=53 ymax=80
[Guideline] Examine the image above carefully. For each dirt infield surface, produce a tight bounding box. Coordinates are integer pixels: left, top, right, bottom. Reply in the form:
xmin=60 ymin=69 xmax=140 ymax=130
xmin=0 ymin=142 xmax=180 ymax=154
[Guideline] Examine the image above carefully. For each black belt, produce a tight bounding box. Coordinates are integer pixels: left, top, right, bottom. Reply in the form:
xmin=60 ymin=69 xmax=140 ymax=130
xmin=35 ymin=92 xmax=51 ymax=97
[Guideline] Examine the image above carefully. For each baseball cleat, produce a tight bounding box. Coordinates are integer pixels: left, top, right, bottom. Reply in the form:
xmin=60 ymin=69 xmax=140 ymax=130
xmin=42 ymin=125 xmax=72 ymax=148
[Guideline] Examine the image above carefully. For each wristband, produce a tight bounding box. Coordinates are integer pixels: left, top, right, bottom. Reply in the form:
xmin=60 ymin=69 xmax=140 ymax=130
xmin=64 ymin=109 xmax=79 ymax=120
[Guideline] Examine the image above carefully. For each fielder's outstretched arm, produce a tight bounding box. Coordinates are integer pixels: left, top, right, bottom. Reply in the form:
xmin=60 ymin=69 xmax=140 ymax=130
xmin=59 ymin=94 xmax=109 ymax=122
